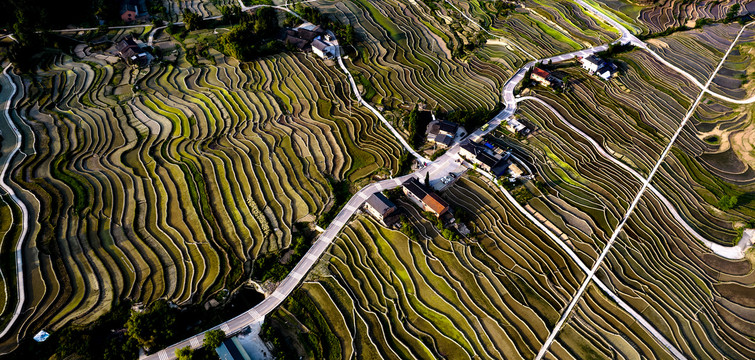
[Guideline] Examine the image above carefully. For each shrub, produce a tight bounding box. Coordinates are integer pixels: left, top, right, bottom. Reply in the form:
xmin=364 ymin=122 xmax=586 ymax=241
xmin=718 ymin=195 xmax=738 ymax=210
xmin=203 ymin=329 xmax=226 ymax=349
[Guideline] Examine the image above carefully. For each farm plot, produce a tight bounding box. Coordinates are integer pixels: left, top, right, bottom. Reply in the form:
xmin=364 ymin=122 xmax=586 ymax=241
xmin=708 ymin=25 xmax=755 ymax=100
xmin=599 ymin=192 xmax=755 ymax=359
xmin=274 ymin=175 xmax=592 ymax=359
xmin=647 ymin=94 xmax=755 ymax=246
xmin=316 ymin=0 xmax=515 ymax=112
xmin=514 ymin=100 xmax=646 ymax=252
xmin=0 ymin=50 xmax=408 ymax=349
xmin=598 ymin=0 xmax=746 ymax=34
xmin=646 ymin=23 xmax=743 ymax=85
xmin=527 ymin=49 xmax=698 ymax=175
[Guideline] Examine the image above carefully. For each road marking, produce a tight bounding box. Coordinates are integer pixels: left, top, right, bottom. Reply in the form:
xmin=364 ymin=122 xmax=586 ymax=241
xmin=221 ymin=324 xmax=230 ymax=333
xmin=190 ymin=337 xmax=200 ymax=347
xmin=291 ymin=271 xmax=304 ymax=280
xmin=248 ymin=309 xmax=260 ymax=319
xmin=272 ymin=291 xmax=285 ymax=300
xmin=305 ymin=253 xmax=319 ymax=262
xmin=158 ymin=351 xmax=168 ymax=360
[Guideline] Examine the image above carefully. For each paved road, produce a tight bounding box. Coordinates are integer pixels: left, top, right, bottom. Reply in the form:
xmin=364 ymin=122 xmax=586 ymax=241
xmin=146 ymin=174 xmax=412 ymax=360
xmin=0 ymin=65 xmax=29 ymax=340
xmin=535 ymin=20 xmax=753 ymax=360
xmin=519 ymin=95 xmax=752 ymax=259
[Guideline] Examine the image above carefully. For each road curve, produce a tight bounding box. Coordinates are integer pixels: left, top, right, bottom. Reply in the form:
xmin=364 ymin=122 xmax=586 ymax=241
xmin=0 ymin=65 xmax=29 ymax=341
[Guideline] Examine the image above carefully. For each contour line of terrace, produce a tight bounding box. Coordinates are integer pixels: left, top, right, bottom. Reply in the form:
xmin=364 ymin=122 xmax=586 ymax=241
xmin=147 ymin=3 xmax=687 ymax=359
xmin=0 ymin=1 xmax=747 ymax=358
xmin=534 ymin=20 xmax=755 ymax=360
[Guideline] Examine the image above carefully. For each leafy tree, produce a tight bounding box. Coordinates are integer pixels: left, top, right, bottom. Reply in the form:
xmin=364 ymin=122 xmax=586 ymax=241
xmin=126 ymin=301 xmax=176 ymax=349
xmin=725 ymin=4 xmax=741 ymax=23
xmin=176 ymin=346 xmax=194 ymax=360
xmin=203 ymin=329 xmax=226 ymax=349
xmin=183 ymin=10 xmax=203 ymax=30
xmin=718 ymin=194 xmax=738 ymax=211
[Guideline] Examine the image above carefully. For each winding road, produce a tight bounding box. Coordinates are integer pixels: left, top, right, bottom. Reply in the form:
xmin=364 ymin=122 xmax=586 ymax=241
xmin=1 ymin=1 xmax=751 ymax=358
xmin=0 ymin=65 xmax=28 ymax=341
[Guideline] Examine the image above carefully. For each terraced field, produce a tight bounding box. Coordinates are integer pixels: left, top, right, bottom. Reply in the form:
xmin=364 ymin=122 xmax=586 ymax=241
xmin=281 ymin=176 xmax=596 ymax=359
xmin=646 ymin=23 xmax=745 ymax=84
xmin=0 ymin=49 xmax=414 ymax=348
xmin=317 ymin=0 xmax=516 ymax=110
xmin=600 ymin=0 xmax=749 ymax=34
xmin=598 ymin=191 xmax=755 ymax=359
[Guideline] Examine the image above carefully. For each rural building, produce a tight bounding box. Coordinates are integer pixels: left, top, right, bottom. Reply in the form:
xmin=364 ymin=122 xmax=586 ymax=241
xmin=531 ymin=67 xmax=552 ymax=87
xmin=312 ymin=37 xmax=337 ymax=59
xmin=115 ymin=36 xmax=153 ymax=67
xmin=285 ymin=25 xmax=327 ymax=52
xmin=427 ymin=120 xmax=459 ymax=148
xmin=579 ymin=55 xmax=617 ymax=80
xmin=459 ymin=141 xmax=512 ymax=177
xmin=120 ymin=0 xmax=148 ymax=22
xmin=508 ymin=163 xmax=524 ymax=178
xmin=506 ymin=118 xmax=530 ymax=135
xmin=215 ymin=337 xmax=251 ymax=360
xmin=364 ymin=192 xmax=397 ymax=222
xmin=402 ymin=177 xmax=450 ymax=217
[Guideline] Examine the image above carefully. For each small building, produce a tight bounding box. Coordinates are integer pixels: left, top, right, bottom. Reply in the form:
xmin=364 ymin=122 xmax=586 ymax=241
xmin=508 ymin=163 xmax=524 ymax=178
xmin=216 ymin=337 xmax=252 ymax=360
xmin=364 ymin=192 xmax=397 ymax=221
xmin=115 ymin=36 xmax=153 ymax=67
xmin=459 ymin=141 xmax=512 ymax=177
xmin=506 ymin=118 xmax=529 ymax=135
xmin=580 ymin=54 xmax=617 ymax=80
xmin=426 ymin=120 xmax=459 ymax=148
xmin=402 ymin=177 xmax=450 ymax=217
xmin=312 ymin=36 xmax=336 ymax=59
xmin=33 ymin=330 xmax=50 ymax=343
xmin=531 ymin=67 xmax=552 ymax=87
xmin=120 ymin=0 xmax=148 ymax=23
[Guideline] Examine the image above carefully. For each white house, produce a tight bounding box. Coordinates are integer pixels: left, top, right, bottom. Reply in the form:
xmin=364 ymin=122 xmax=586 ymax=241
xmin=312 ymin=36 xmax=336 ymax=59
xmin=580 ymin=55 xmax=603 ymax=73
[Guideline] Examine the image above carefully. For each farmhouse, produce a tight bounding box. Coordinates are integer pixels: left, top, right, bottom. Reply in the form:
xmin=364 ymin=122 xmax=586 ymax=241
xmin=402 ymin=177 xmax=450 ymax=217
xmin=115 ymin=36 xmax=153 ymax=67
xmin=530 ymin=67 xmax=552 ymax=87
xmin=579 ymin=55 xmax=617 ymax=80
xmin=284 ymin=25 xmax=327 ymax=51
xmin=364 ymin=192 xmax=397 ymax=222
xmin=459 ymin=141 xmax=512 ymax=177
xmin=312 ymin=36 xmax=337 ymax=59
xmin=120 ymin=0 xmax=148 ymax=23
xmin=426 ymin=120 xmax=459 ymax=148
xmin=506 ymin=118 xmax=530 ymax=136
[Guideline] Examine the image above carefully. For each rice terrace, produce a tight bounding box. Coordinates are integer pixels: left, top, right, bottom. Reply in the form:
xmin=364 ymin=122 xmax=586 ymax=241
xmin=0 ymin=0 xmax=754 ymax=359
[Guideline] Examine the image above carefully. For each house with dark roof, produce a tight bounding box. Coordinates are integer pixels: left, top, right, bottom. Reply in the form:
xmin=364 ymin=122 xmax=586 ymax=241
xmin=459 ymin=141 xmax=512 ymax=176
xmin=115 ymin=36 xmax=153 ymax=67
xmin=312 ymin=37 xmax=336 ymax=59
xmin=426 ymin=120 xmax=459 ymax=148
xmin=402 ymin=177 xmax=449 ymax=217
xmin=364 ymin=192 xmax=397 ymax=222
xmin=215 ymin=337 xmax=251 ymax=360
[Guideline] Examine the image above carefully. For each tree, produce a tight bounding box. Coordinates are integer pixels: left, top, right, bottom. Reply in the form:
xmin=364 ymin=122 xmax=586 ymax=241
xmin=203 ymin=329 xmax=226 ymax=349
xmin=718 ymin=195 xmax=738 ymax=211
xmin=126 ymin=301 xmax=176 ymax=349
xmin=176 ymin=346 xmax=194 ymax=360
xmin=183 ymin=10 xmax=202 ymax=31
